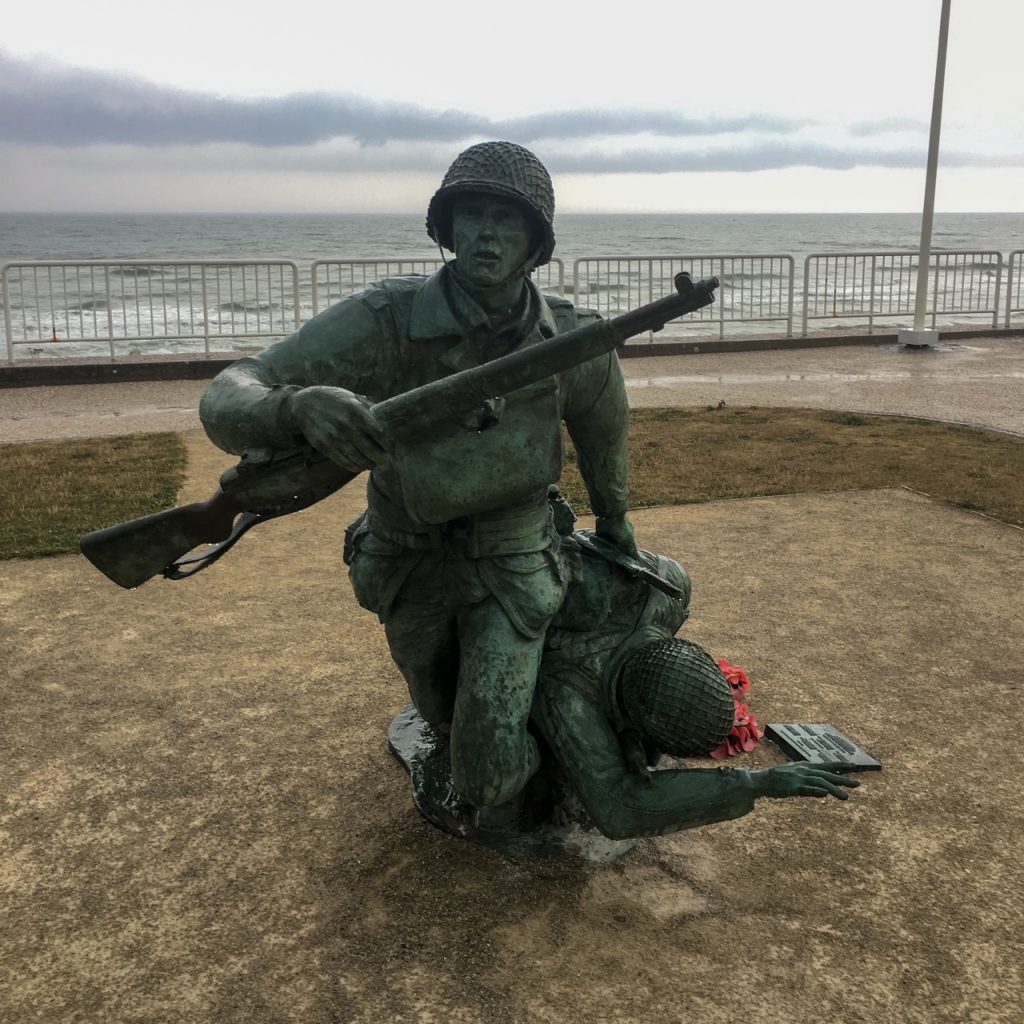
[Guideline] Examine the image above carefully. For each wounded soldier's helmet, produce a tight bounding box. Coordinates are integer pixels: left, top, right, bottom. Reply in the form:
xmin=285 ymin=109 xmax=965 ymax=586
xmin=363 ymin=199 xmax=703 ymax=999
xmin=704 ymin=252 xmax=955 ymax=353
xmin=426 ymin=141 xmax=556 ymax=267
xmin=619 ymin=639 xmax=734 ymax=757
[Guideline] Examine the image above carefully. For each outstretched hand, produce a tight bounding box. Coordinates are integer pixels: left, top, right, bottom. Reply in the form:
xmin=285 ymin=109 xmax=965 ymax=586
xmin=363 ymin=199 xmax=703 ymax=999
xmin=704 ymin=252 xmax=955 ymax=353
xmin=288 ymin=386 xmax=391 ymax=473
xmin=753 ymin=762 xmax=860 ymax=801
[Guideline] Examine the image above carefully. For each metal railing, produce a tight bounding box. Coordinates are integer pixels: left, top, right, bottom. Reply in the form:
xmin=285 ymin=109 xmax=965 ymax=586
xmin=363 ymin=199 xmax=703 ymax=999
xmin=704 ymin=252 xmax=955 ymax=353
xmin=2 ymin=260 xmax=300 ymax=363
xmin=1006 ymin=251 xmax=1024 ymax=327
xmin=802 ymin=250 xmax=1003 ymax=335
xmin=3 ymin=249 xmax=1021 ymax=364
xmin=311 ymin=257 xmax=565 ymax=315
xmin=572 ymin=254 xmax=795 ymax=340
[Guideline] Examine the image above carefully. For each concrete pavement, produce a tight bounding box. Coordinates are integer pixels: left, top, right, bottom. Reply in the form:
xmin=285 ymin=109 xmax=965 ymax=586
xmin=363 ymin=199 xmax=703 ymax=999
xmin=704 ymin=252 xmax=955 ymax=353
xmin=622 ymin=335 xmax=1024 ymax=435
xmin=2 ymin=335 xmax=1022 ymax=444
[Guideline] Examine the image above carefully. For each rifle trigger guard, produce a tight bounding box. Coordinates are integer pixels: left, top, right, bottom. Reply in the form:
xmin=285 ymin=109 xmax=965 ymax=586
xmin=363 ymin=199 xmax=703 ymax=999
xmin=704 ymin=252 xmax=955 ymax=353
xmin=163 ymin=511 xmax=263 ymax=580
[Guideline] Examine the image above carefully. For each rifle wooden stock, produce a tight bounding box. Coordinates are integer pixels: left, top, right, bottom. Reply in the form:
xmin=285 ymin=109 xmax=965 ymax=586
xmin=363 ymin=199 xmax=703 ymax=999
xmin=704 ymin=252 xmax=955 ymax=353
xmin=80 ymin=491 xmax=242 ymax=589
xmin=80 ymin=273 xmax=718 ymax=588
xmin=81 ymin=447 xmax=358 ymax=588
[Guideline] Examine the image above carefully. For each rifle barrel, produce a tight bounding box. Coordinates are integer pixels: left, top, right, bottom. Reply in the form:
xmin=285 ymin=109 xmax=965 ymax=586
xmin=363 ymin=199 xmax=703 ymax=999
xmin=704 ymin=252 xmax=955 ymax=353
xmin=375 ymin=275 xmax=717 ymax=439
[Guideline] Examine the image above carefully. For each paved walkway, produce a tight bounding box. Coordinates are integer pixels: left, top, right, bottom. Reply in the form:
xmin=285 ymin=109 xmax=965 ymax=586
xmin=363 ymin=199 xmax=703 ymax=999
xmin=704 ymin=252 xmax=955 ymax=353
xmin=2 ymin=335 xmax=1023 ymax=443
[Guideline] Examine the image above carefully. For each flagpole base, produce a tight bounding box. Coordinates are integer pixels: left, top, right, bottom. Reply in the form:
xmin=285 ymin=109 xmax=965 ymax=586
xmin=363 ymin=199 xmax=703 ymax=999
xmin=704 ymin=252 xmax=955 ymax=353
xmin=897 ymin=328 xmax=938 ymax=349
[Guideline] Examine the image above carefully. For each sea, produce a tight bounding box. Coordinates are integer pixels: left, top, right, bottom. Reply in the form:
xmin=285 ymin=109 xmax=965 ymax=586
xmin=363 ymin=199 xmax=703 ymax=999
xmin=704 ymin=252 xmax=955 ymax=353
xmin=2 ymin=211 xmax=1022 ymax=359
xmin=3 ymin=210 xmax=1024 ymax=267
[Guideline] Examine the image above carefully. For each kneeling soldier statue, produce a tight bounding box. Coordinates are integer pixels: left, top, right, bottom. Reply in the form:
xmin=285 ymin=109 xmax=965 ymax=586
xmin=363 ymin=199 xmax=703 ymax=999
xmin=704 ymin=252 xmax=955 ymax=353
xmin=201 ymin=142 xmax=640 ymax=825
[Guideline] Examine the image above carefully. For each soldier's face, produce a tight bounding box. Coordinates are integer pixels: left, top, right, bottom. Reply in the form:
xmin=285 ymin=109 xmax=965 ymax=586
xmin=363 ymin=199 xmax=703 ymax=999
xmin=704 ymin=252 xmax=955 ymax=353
xmin=451 ymin=193 xmax=533 ymax=287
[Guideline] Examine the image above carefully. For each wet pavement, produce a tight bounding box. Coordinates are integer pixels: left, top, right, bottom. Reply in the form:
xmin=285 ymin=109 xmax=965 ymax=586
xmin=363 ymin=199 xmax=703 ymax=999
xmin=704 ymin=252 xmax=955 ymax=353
xmin=1 ymin=335 xmax=1022 ymax=443
xmin=622 ymin=336 xmax=1024 ymax=435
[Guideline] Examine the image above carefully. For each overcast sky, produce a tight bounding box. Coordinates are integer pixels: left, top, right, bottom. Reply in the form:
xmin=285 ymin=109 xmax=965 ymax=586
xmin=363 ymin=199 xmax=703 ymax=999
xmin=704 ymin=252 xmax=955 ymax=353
xmin=2 ymin=0 xmax=1021 ymax=213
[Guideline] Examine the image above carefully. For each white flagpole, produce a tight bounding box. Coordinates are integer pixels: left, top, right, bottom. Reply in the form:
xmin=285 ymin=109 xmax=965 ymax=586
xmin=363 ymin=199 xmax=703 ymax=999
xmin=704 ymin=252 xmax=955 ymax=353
xmin=900 ymin=0 xmax=953 ymax=348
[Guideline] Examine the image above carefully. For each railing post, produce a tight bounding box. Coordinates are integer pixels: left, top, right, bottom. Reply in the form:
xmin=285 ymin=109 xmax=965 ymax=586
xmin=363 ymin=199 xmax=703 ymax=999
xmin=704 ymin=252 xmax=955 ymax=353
xmin=801 ymin=256 xmax=811 ymax=337
xmin=311 ymin=260 xmax=322 ymax=316
xmin=785 ymin=256 xmax=794 ymax=336
xmin=2 ymin=265 xmax=13 ymax=365
xmin=992 ymin=252 xmax=1003 ymax=329
xmin=290 ymin=262 xmax=301 ymax=330
xmin=868 ymin=255 xmax=877 ymax=334
xmin=718 ymin=257 xmax=725 ymax=339
xmin=104 ymin=266 xmax=116 ymax=361
xmin=645 ymin=259 xmax=654 ymax=342
xmin=1003 ymin=249 xmax=1019 ymax=325
xmin=200 ymin=265 xmax=211 ymax=357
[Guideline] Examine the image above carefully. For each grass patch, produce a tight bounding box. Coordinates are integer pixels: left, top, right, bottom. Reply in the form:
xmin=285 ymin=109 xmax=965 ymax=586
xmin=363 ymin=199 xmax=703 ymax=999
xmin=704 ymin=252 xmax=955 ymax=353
xmin=560 ymin=407 xmax=1024 ymax=528
xmin=2 ymin=409 xmax=1022 ymax=561
xmin=0 ymin=433 xmax=187 ymax=559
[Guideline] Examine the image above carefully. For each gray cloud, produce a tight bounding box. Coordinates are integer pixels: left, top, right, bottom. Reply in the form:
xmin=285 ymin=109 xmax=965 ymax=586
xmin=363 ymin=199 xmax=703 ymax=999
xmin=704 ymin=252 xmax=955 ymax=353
xmin=3 ymin=51 xmax=1020 ymax=174
xmin=0 ymin=54 xmax=484 ymax=147
xmin=117 ymin=140 xmax=1015 ymax=176
xmin=0 ymin=51 xmax=811 ymax=151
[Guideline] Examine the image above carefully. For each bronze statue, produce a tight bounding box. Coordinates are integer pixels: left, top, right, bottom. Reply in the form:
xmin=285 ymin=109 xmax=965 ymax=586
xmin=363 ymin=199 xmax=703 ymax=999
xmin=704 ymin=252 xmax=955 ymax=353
xmin=82 ymin=141 xmax=860 ymax=854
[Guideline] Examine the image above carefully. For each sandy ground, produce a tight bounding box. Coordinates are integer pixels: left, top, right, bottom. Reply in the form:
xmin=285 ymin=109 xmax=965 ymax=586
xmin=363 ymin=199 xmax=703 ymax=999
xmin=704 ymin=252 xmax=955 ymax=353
xmin=2 ymin=341 xmax=1024 ymax=1022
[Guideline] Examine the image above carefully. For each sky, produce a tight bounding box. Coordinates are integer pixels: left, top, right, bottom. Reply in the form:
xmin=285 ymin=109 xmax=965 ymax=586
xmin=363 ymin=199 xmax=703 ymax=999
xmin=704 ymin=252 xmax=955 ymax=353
xmin=1 ymin=0 xmax=1022 ymax=214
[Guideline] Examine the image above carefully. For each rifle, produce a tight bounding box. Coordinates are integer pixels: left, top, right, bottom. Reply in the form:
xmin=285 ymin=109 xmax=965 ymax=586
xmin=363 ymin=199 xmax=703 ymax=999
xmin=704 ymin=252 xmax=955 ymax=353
xmin=81 ymin=272 xmax=718 ymax=589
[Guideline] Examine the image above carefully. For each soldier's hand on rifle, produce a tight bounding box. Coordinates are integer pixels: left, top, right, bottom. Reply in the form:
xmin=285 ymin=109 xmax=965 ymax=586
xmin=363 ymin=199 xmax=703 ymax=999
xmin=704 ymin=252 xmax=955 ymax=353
xmin=595 ymin=513 xmax=639 ymax=559
xmin=751 ymin=763 xmax=860 ymax=801
xmin=287 ymin=386 xmax=391 ymax=472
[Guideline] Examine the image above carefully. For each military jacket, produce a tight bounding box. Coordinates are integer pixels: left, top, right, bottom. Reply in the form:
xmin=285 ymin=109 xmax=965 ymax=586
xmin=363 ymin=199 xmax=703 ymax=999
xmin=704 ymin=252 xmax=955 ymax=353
xmin=201 ymin=266 xmax=630 ymax=537
xmin=532 ymin=553 xmax=759 ymax=839
xmin=200 ymin=266 xmax=632 ymax=628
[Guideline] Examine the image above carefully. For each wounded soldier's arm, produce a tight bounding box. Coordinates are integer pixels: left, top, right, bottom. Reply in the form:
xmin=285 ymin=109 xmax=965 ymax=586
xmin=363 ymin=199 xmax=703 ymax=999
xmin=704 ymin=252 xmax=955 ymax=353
xmin=200 ymin=297 xmax=392 ymax=469
xmin=534 ymin=681 xmax=755 ymax=839
xmin=534 ymin=683 xmax=858 ymax=840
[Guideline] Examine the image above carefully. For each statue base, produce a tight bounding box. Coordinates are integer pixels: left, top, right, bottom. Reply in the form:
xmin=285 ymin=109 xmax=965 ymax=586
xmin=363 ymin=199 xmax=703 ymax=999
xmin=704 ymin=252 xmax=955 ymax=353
xmin=387 ymin=705 xmax=636 ymax=862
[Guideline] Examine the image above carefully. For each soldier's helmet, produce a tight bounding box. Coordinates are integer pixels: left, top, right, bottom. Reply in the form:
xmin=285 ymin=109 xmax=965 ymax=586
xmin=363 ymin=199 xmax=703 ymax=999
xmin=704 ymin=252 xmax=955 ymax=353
xmin=426 ymin=141 xmax=556 ymax=268
xmin=619 ymin=639 xmax=735 ymax=757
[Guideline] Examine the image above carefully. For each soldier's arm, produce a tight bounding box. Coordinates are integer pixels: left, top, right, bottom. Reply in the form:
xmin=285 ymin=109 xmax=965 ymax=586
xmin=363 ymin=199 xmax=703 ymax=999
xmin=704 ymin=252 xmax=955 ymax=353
xmin=560 ymin=348 xmax=636 ymax=555
xmin=200 ymin=297 xmax=392 ymax=469
xmin=534 ymin=683 xmax=856 ymax=840
xmin=532 ymin=681 xmax=754 ymax=839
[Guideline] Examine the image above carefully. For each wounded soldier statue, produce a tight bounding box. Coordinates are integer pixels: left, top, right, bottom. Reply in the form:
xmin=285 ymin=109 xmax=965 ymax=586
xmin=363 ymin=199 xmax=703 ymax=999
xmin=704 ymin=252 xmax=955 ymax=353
xmin=388 ymin=524 xmax=857 ymax=858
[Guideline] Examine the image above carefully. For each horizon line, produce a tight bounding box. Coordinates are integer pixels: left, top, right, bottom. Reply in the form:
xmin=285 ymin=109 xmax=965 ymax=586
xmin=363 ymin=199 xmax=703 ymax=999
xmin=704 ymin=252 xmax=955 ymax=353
xmin=3 ymin=208 xmax=1023 ymax=217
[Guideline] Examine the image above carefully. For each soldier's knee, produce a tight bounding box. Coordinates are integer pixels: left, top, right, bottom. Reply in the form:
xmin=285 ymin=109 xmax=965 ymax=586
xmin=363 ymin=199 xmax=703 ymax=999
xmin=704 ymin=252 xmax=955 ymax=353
xmin=451 ymin=759 xmax=518 ymax=809
xmin=450 ymin=728 xmax=540 ymax=808
xmin=404 ymin=671 xmax=456 ymax=727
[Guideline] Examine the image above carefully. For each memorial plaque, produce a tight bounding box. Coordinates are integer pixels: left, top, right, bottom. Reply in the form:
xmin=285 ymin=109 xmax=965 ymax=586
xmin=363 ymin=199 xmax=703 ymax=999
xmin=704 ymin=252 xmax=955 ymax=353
xmin=765 ymin=724 xmax=882 ymax=772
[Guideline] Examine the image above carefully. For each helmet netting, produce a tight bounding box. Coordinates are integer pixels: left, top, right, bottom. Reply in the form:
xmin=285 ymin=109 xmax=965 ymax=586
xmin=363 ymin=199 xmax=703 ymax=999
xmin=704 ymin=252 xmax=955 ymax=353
xmin=619 ymin=639 xmax=734 ymax=757
xmin=426 ymin=141 xmax=556 ymax=266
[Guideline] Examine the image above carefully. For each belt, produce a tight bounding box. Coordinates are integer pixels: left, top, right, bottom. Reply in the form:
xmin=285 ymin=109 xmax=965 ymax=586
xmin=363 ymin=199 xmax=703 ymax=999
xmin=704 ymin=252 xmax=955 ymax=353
xmin=366 ymin=477 xmax=554 ymax=557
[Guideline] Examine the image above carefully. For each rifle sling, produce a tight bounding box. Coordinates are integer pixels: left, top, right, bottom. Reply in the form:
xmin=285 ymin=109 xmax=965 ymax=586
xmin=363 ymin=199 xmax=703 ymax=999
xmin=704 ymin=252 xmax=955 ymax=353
xmin=164 ymin=511 xmax=263 ymax=579
xmin=165 ymin=473 xmax=349 ymax=580
xmin=575 ymin=534 xmax=683 ymax=600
